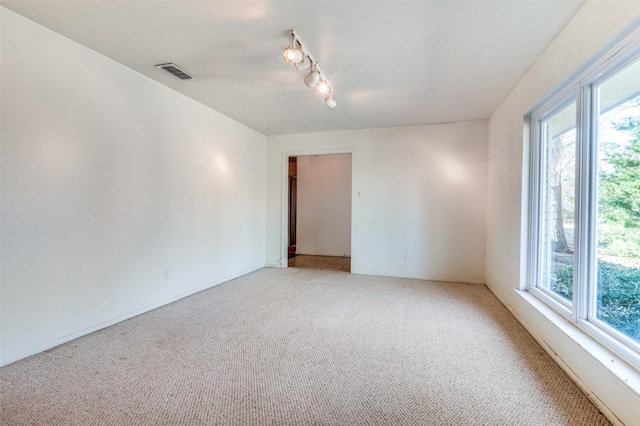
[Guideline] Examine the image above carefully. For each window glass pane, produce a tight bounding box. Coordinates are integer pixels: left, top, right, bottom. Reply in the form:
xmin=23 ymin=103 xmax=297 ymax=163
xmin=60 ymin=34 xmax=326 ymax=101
xmin=595 ymin=58 xmax=640 ymax=343
xmin=540 ymin=102 xmax=576 ymax=303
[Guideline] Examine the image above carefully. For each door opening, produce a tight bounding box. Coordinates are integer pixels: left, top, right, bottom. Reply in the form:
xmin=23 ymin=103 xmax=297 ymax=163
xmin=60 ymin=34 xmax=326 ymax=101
xmin=286 ymin=153 xmax=352 ymax=272
xmin=288 ymin=157 xmax=297 ymax=259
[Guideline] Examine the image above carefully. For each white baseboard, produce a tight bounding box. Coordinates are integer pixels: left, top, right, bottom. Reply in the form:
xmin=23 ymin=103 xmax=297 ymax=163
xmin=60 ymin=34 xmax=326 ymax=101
xmin=486 ymin=286 xmax=635 ymax=426
xmin=0 ymin=265 xmax=264 ymax=367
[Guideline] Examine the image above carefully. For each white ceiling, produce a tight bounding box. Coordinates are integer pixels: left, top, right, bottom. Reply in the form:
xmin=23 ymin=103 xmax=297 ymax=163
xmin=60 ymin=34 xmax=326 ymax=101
xmin=2 ymin=1 xmax=585 ymax=135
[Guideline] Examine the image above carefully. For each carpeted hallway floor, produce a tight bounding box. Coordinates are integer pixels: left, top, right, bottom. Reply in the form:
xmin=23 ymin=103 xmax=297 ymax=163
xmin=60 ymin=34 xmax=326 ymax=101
xmin=0 ymin=268 xmax=610 ymax=425
xmin=288 ymin=254 xmax=351 ymax=272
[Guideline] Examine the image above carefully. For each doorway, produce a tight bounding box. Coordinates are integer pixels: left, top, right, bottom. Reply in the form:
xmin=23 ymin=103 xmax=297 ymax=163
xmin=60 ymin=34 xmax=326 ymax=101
xmin=286 ymin=153 xmax=352 ymax=272
xmin=288 ymin=157 xmax=297 ymax=259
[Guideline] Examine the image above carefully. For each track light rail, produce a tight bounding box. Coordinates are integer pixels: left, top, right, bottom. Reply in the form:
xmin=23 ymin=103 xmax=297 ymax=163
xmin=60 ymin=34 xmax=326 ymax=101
xmin=283 ymin=29 xmax=336 ymax=109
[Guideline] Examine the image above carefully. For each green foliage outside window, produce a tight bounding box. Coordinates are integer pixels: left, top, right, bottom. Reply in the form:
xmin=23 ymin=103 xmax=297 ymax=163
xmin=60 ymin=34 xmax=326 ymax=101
xmin=599 ymin=117 xmax=640 ymax=257
xmin=553 ymin=261 xmax=640 ymax=341
xmin=552 ymin=111 xmax=640 ymax=343
xmin=597 ymin=112 xmax=640 ymax=342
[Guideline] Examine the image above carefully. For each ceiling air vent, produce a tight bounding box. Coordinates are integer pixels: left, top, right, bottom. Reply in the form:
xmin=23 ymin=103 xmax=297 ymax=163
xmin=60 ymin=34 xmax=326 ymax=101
xmin=154 ymin=63 xmax=196 ymax=80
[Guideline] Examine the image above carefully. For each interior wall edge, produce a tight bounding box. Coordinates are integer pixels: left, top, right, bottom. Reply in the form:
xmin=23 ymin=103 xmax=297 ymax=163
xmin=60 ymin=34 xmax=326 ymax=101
xmin=0 ymin=264 xmax=265 ymax=367
xmin=348 ymin=271 xmax=487 ymax=286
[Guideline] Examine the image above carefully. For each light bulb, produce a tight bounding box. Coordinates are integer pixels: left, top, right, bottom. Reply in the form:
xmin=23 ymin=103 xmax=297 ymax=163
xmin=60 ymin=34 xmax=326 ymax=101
xmin=318 ymin=81 xmax=329 ymax=94
xmin=283 ymin=47 xmax=303 ymax=63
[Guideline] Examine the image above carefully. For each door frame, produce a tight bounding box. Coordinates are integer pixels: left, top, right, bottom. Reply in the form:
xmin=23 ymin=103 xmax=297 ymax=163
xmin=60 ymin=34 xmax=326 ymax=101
xmin=280 ymin=148 xmax=356 ymax=271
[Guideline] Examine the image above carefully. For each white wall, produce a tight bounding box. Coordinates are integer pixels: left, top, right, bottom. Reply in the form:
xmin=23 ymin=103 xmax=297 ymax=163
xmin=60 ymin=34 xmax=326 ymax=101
xmin=267 ymin=122 xmax=488 ymax=283
xmin=0 ymin=8 xmax=266 ymax=366
xmin=486 ymin=2 xmax=640 ymax=424
xmin=296 ymin=154 xmax=352 ymax=257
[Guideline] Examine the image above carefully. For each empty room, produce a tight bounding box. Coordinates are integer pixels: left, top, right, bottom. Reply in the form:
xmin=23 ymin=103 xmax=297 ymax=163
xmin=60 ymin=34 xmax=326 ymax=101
xmin=1 ymin=1 xmax=640 ymax=425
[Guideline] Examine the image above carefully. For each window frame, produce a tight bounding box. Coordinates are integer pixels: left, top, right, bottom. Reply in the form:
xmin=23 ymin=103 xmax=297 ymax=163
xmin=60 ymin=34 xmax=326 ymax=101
xmin=527 ymin=25 xmax=640 ymax=372
xmin=529 ymin=94 xmax=579 ymax=319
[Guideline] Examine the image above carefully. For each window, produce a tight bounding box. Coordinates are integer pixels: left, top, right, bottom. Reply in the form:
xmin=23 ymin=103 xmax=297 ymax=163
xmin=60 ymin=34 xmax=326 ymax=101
xmin=528 ymin=28 xmax=640 ymax=370
xmin=537 ymin=100 xmax=577 ymax=310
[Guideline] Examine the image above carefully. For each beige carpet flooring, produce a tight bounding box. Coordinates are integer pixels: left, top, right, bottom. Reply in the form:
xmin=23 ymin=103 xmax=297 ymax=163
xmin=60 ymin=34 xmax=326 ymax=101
xmin=288 ymin=254 xmax=351 ymax=272
xmin=0 ymin=268 xmax=610 ymax=425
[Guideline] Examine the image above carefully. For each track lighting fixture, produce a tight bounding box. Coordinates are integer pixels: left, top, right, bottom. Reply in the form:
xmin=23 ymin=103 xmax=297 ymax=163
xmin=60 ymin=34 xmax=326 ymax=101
xmin=324 ymin=95 xmax=337 ymax=110
xmin=283 ymin=47 xmax=303 ymax=64
xmin=324 ymin=85 xmax=336 ymax=109
xmin=283 ymin=29 xmax=337 ymax=109
xmin=304 ymin=65 xmax=321 ymax=88
xmin=295 ymin=56 xmax=311 ymax=72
